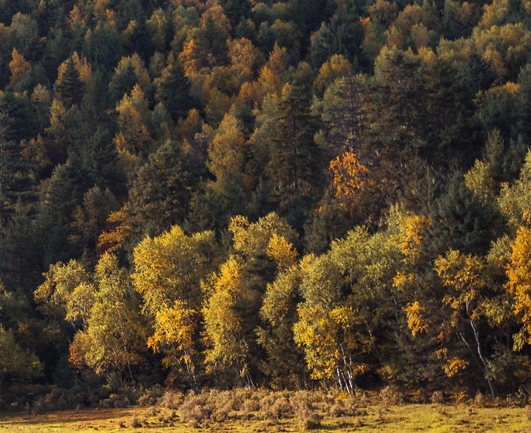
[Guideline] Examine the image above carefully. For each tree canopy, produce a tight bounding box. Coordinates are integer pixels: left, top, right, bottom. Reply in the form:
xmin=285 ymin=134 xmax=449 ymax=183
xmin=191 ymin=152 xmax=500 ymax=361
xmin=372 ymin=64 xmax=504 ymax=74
xmin=1 ymin=0 xmax=531 ymax=404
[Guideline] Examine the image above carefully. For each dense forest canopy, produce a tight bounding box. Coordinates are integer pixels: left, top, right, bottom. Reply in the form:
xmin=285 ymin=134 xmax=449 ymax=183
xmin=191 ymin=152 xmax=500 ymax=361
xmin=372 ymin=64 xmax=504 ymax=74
xmin=1 ymin=0 xmax=531 ymax=405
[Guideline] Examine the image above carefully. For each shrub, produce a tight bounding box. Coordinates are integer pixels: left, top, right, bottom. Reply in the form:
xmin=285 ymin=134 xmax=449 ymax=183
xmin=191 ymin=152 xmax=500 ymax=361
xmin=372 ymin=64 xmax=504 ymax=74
xmin=329 ymin=395 xmax=359 ymax=417
xmin=211 ymin=401 xmax=232 ymax=422
xmin=178 ymin=392 xmax=213 ymax=428
xmin=430 ymin=391 xmax=444 ymax=404
xmin=298 ymin=406 xmax=322 ymax=431
xmin=138 ymin=386 xmax=164 ymax=406
xmin=474 ymin=391 xmax=486 ymax=407
xmin=130 ymin=415 xmax=144 ymax=428
xmin=157 ymin=408 xmax=177 ymax=425
xmin=379 ymin=386 xmax=403 ymax=406
xmin=157 ymin=390 xmax=184 ymax=409
xmin=268 ymin=394 xmax=292 ymax=420
xmin=241 ymin=396 xmax=260 ymax=419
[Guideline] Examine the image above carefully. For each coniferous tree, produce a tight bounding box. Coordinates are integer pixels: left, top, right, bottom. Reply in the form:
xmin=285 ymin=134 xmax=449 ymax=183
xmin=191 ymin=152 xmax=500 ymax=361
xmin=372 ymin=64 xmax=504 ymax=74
xmin=0 ymin=114 xmax=37 ymax=226
xmin=155 ymin=60 xmax=194 ymax=122
xmin=125 ymin=139 xmax=195 ymax=248
xmin=265 ymin=63 xmax=322 ymax=229
xmin=219 ymin=0 xmax=252 ymax=30
xmin=55 ymin=57 xmax=85 ymax=108
xmin=426 ymin=175 xmax=504 ymax=258
xmin=36 ymin=157 xmax=94 ymax=266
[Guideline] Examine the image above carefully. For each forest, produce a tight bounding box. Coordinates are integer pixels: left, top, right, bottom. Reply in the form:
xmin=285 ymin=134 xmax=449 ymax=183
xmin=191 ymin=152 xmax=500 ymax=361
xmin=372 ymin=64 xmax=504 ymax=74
xmin=1 ymin=0 xmax=531 ymax=408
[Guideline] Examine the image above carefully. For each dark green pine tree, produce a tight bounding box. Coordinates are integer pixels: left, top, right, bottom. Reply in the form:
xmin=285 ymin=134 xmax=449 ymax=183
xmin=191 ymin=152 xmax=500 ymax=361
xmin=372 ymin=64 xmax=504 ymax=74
xmin=193 ymin=15 xmax=230 ymax=68
xmin=0 ymin=115 xmax=40 ymax=293
xmin=76 ymin=124 xmax=126 ymax=198
xmin=287 ymin=0 xmax=334 ymax=45
xmin=124 ymin=139 xmax=195 ymax=250
xmin=218 ymin=0 xmax=252 ymax=30
xmin=309 ymin=3 xmax=364 ymax=68
xmin=83 ymin=21 xmax=124 ymax=71
xmin=362 ymin=49 xmax=438 ymax=219
xmin=0 ymin=204 xmax=42 ymax=294
xmin=40 ymin=30 xmax=72 ymax=83
xmin=303 ymin=191 xmax=351 ymax=254
xmin=516 ymin=63 xmax=531 ymax=141
xmin=0 ymin=91 xmax=38 ymax=142
xmin=319 ymin=74 xmax=366 ymax=158
xmin=109 ymin=63 xmax=139 ymax=103
xmin=55 ymin=57 xmax=85 ymax=108
xmin=266 ymin=63 xmax=322 ymax=230
xmin=35 ymin=157 xmax=94 ymax=267
xmin=70 ymin=186 xmax=120 ymax=265
xmin=156 ymin=61 xmax=194 ymax=123
xmin=0 ymin=114 xmax=36 ymax=225
xmin=424 ymin=175 xmax=504 ymax=258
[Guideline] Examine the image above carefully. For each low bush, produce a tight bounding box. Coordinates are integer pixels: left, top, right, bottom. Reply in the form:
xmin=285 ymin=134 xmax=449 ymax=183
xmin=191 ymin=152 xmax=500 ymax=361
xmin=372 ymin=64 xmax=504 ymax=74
xmin=298 ymin=405 xmax=322 ymax=431
xmin=178 ymin=392 xmax=213 ymax=427
xmin=157 ymin=390 xmax=184 ymax=409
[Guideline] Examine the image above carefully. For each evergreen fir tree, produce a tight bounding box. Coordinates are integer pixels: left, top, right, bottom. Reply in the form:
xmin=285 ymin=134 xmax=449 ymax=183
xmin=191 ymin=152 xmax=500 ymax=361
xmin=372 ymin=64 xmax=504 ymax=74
xmin=155 ymin=61 xmax=193 ymax=122
xmin=55 ymin=57 xmax=85 ymax=108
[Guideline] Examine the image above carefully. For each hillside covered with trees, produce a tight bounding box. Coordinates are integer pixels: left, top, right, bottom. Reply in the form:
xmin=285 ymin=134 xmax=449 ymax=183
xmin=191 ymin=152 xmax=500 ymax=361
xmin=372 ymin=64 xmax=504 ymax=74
xmin=2 ymin=0 xmax=531 ymax=406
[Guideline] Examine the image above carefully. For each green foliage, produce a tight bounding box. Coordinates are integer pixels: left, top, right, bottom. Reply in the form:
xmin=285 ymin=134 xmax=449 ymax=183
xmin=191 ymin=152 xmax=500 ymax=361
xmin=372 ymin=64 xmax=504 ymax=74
xmin=0 ymin=324 xmax=42 ymax=387
xmin=294 ymin=225 xmax=403 ymax=393
xmin=155 ymin=61 xmax=193 ymax=122
xmin=72 ymin=253 xmax=147 ymax=380
xmin=54 ymin=57 xmax=85 ymax=108
xmin=124 ymin=139 xmax=195 ymax=247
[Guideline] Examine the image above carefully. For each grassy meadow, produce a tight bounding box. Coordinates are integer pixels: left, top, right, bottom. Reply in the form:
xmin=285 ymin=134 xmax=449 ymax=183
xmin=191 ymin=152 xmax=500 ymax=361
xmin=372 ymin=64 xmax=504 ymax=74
xmin=0 ymin=389 xmax=529 ymax=432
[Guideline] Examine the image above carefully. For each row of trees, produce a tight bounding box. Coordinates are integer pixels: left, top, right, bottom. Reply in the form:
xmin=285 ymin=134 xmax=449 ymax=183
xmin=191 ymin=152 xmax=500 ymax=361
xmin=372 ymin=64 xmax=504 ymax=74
xmin=2 ymin=0 xmax=531 ymax=399
xmin=29 ymin=151 xmax=531 ymax=397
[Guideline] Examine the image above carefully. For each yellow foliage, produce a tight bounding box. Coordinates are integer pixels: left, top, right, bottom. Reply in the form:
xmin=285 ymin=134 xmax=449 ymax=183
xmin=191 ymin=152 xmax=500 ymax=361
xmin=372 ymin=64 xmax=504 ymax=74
xmin=179 ymin=39 xmax=200 ymax=74
xmin=314 ymin=54 xmax=352 ymax=94
xmin=114 ymin=85 xmax=151 ymax=154
xmin=266 ymin=234 xmax=298 ymax=271
xmin=329 ymin=151 xmax=369 ymax=205
xmin=206 ymin=112 xmax=247 ymax=184
xmin=392 ymin=271 xmax=415 ymax=291
xmin=69 ymin=331 xmax=91 ymax=369
xmin=504 ymin=81 xmax=520 ymax=94
xmin=212 ymin=257 xmax=243 ymax=297
xmin=226 ymin=37 xmax=263 ymax=90
xmin=505 ymin=226 xmax=531 ymax=343
xmin=200 ymin=4 xmax=231 ymax=32
xmin=105 ymin=9 xmax=116 ymax=26
xmin=97 ymin=207 xmax=130 ymax=254
xmin=9 ymin=48 xmax=31 ymax=89
xmin=229 ymin=213 xmax=295 ymax=263
xmin=404 ymin=301 xmax=429 ymax=337
xmin=68 ymin=5 xmax=86 ymax=35
xmin=71 ymin=52 xmax=92 ymax=85
xmin=121 ymin=20 xmax=137 ymax=48
xmin=114 ymin=54 xmax=151 ymax=90
xmin=360 ymin=16 xmax=371 ymax=27
xmin=397 ymin=214 xmax=430 ymax=263
xmin=147 ymin=301 xmax=197 ymax=369
xmin=202 ymin=257 xmax=247 ymax=371
xmin=93 ymin=0 xmax=111 ymax=19
xmin=483 ymin=47 xmax=508 ymax=77
xmin=444 ymin=357 xmax=469 ymax=377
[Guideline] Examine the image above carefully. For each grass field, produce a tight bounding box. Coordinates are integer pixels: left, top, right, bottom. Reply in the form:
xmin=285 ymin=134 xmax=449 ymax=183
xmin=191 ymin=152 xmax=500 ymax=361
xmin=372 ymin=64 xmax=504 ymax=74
xmin=0 ymin=403 xmax=528 ymax=432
